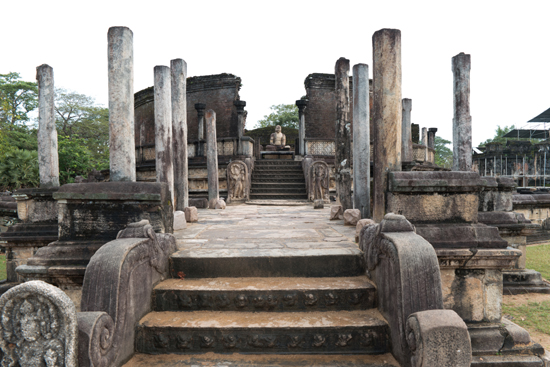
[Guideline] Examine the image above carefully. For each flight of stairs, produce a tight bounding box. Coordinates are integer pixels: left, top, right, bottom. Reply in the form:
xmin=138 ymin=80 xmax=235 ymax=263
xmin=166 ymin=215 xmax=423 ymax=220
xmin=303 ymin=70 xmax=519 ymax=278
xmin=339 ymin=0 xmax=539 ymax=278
xmin=249 ymin=160 xmax=308 ymax=201
xmin=126 ymin=246 xmax=397 ymax=366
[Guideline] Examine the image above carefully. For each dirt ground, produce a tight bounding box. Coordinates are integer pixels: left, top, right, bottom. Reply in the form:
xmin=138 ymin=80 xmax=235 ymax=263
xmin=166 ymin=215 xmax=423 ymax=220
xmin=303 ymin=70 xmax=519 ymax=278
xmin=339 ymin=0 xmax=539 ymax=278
xmin=503 ymin=292 xmax=550 ymax=351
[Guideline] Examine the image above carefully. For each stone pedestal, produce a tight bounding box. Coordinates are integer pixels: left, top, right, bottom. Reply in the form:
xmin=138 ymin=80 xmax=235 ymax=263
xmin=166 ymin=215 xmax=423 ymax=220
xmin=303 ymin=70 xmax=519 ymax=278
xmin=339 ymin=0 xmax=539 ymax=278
xmin=0 ymin=188 xmax=59 ymax=285
xmin=373 ymin=29 xmax=402 ymax=222
xmin=352 ymin=64 xmax=370 ymax=219
xmin=16 ymin=182 xmax=173 ymax=289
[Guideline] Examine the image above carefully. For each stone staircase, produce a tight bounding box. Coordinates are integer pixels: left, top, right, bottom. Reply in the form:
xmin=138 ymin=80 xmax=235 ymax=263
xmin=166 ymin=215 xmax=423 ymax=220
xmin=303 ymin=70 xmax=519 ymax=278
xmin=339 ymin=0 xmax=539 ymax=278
xmin=125 ymin=244 xmax=398 ymax=366
xmin=249 ymin=160 xmax=308 ymax=201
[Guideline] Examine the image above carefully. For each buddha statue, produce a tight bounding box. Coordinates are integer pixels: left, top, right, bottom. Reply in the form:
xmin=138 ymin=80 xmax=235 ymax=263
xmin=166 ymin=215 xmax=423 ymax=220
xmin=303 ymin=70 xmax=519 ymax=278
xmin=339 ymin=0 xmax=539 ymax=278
xmin=266 ymin=125 xmax=290 ymax=151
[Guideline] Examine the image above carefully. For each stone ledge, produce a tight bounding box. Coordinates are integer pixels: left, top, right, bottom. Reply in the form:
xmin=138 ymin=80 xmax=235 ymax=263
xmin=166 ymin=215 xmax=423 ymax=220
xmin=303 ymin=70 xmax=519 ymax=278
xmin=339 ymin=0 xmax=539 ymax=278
xmin=388 ymin=171 xmax=486 ymax=193
xmin=436 ymin=248 xmax=521 ymax=269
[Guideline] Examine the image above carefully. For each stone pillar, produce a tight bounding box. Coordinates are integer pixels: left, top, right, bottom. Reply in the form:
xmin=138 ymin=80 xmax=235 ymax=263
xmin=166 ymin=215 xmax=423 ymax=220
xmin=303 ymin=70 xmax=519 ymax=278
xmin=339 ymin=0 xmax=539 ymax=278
xmin=195 ymin=103 xmax=206 ymax=157
xmin=296 ymin=100 xmax=308 ymax=155
xmin=36 ymin=64 xmax=59 ymax=188
xmin=422 ymin=127 xmax=428 ymax=162
xmin=352 ymin=64 xmax=370 ymax=219
xmin=372 ymin=28 xmax=402 ymax=222
xmin=108 ymin=27 xmax=136 ymax=182
xmin=205 ymin=110 xmax=219 ymax=204
xmin=154 ymin=66 xmax=174 ymax=207
xmin=335 ymin=57 xmax=352 ymax=211
xmin=401 ymin=99 xmax=413 ymax=162
xmin=452 ymin=52 xmax=472 ymax=172
xmin=428 ymin=128 xmax=438 ymax=150
xmin=171 ymin=59 xmax=188 ymax=210
xmin=234 ymin=100 xmax=246 ymax=155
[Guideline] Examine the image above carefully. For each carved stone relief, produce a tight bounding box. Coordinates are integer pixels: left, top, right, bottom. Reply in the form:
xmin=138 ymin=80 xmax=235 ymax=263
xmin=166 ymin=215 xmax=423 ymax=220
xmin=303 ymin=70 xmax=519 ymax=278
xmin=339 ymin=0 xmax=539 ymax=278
xmin=227 ymin=160 xmax=249 ymax=203
xmin=0 ymin=280 xmax=78 ymax=367
xmin=309 ymin=161 xmax=330 ymax=202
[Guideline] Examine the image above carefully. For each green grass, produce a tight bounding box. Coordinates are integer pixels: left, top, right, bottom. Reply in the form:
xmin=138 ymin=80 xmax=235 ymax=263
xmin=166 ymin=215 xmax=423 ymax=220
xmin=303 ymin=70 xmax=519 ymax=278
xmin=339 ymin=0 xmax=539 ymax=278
xmin=0 ymin=254 xmax=5 ymax=280
xmin=503 ymin=300 xmax=550 ymax=335
xmin=526 ymin=244 xmax=550 ymax=280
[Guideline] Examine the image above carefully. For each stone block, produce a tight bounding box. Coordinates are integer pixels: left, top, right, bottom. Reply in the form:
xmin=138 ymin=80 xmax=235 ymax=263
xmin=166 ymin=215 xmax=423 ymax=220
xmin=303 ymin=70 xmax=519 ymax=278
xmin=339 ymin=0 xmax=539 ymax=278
xmin=174 ymin=211 xmax=187 ymax=231
xmin=356 ymin=218 xmax=375 ymax=242
xmin=407 ymin=310 xmax=471 ymax=367
xmin=387 ymin=192 xmax=478 ymax=224
xmin=189 ymin=197 xmax=208 ymax=209
xmin=0 ymin=280 xmax=78 ymax=366
xmin=388 ymin=171 xmax=486 ymax=193
xmin=313 ymin=199 xmax=324 ymax=209
xmin=343 ymin=209 xmax=360 ymax=226
xmin=330 ymin=205 xmax=343 ymax=220
xmin=440 ymin=268 xmax=502 ymax=323
xmin=184 ymin=206 xmax=198 ymax=222
xmin=215 ymin=198 xmax=226 ymax=210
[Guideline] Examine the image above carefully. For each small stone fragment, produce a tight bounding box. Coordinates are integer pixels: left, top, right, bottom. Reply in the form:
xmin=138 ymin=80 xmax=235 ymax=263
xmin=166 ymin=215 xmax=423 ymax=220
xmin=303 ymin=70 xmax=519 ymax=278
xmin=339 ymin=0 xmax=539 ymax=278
xmin=330 ymin=205 xmax=343 ymax=220
xmin=344 ymin=209 xmax=361 ymax=226
xmin=313 ymin=199 xmax=324 ymax=209
xmin=215 ymin=199 xmax=226 ymax=210
xmin=184 ymin=206 xmax=198 ymax=222
xmin=356 ymin=218 xmax=376 ymax=242
xmin=174 ymin=210 xmax=187 ymax=231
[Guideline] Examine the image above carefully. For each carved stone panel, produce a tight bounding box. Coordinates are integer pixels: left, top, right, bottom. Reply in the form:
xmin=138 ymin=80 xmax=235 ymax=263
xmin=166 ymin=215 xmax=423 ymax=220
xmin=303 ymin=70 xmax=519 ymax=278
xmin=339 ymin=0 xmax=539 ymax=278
xmin=227 ymin=161 xmax=249 ymax=204
xmin=309 ymin=161 xmax=329 ymax=202
xmin=0 ymin=280 xmax=78 ymax=367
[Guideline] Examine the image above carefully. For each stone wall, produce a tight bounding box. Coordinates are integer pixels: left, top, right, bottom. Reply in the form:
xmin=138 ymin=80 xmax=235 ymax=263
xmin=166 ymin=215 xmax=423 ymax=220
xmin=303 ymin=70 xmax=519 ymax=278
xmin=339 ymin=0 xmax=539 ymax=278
xmin=134 ymin=74 xmax=244 ymax=165
xmin=303 ymin=73 xmax=373 ymax=140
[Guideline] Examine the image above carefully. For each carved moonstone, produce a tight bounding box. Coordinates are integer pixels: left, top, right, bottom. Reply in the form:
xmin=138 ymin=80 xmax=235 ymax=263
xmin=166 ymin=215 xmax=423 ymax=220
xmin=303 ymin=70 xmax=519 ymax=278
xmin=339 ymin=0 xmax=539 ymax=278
xmin=0 ymin=280 xmax=78 ymax=367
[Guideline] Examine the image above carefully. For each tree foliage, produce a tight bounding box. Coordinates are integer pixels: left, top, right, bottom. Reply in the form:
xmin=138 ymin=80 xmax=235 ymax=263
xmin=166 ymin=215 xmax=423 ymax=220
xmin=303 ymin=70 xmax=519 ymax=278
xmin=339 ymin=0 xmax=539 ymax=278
xmin=0 ymin=72 xmax=38 ymax=128
xmin=478 ymin=125 xmax=516 ymax=147
xmin=58 ymin=135 xmax=94 ymax=184
xmin=434 ymin=136 xmax=453 ymax=169
xmin=257 ymin=104 xmax=299 ymax=129
xmin=0 ymin=149 xmax=39 ymax=189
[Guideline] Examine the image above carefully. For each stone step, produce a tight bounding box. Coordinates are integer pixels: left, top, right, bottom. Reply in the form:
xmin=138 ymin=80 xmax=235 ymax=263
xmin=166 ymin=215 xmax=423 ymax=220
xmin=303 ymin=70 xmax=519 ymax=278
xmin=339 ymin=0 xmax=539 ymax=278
xmin=254 ymin=167 xmax=303 ymax=172
xmin=249 ymin=193 xmax=309 ymax=200
xmin=252 ymin=173 xmax=305 ymax=178
xmin=255 ymin=161 xmax=302 ymax=166
xmin=252 ymin=178 xmax=306 ymax=183
xmin=135 ymin=310 xmax=390 ymax=355
xmin=250 ymin=183 xmax=307 ymax=189
xmin=153 ymin=276 xmax=376 ymax=312
xmin=250 ymin=188 xmax=307 ymax=194
xmin=170 ymin=247 xmax=365 ymax=278
xmin=123 ymin=353 xmax=399 ymax=366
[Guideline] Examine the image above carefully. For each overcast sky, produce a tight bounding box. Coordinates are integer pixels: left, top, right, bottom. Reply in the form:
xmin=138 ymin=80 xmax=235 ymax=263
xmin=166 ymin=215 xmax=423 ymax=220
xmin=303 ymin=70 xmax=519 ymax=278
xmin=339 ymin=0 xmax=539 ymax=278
xmin=2 ymin=0 xmax=549 ymax=148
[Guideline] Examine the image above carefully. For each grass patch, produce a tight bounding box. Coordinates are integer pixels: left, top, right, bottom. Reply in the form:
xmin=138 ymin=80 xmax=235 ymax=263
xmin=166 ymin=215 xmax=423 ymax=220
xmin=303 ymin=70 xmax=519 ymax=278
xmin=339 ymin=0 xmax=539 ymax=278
xmin=526 ymin=244 xmax=550 ymax=280
xmin=0 ymin=254 xmax=5 ymax=280
xmin=503 ymin=301 xmax=550 ymax=335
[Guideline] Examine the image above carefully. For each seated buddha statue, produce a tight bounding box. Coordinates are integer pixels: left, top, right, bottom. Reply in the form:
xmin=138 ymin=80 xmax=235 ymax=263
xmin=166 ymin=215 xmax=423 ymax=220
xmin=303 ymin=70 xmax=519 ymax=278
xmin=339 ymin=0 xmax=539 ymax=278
xmin=265 ymin=125 xmax=291 ymax=151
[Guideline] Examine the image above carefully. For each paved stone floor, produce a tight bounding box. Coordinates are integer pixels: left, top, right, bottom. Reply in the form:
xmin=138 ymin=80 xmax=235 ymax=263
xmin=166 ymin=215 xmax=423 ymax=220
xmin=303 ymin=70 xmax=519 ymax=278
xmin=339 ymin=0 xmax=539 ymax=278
xmin=174 ymin=204 xmax=358 ymax=251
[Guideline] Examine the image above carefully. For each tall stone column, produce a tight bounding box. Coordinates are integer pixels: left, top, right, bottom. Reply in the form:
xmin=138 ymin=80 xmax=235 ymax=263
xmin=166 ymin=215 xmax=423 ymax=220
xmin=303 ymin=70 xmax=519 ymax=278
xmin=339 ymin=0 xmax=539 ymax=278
xmin=296 ymin=99 xmax=308 ymax=155
xmin=401 ymin=99 xmax=413 ymax=162
xmin=353 ymin=64 xmax=370 ymax=219
xmin=372 ymin=28 xmax=402 ymax=222
xmin=234 ymin=100 xmax=246 ymax=155
xmin=171 ymin=59 xmax=188 ymax=210
xmin=335 ymin=57 xmax=352 ymax=211
xmin=428 ymin=128 xmax=438 ymax=150
xmin=195 ymin=103 xmax=206 ymax=157
xmin=36 ymin=64 xmax=59 ymax=188
xmin=422 ymin=127 xmax=428 ymax=162
xmin=108 ymin=26 xmax=135 ymax=182
xmin=205 ymin=110 xmax=219 ymax=203
xmin=452 ymin=52 xmax=472 ymax=171
xmin=154 ymin=65 xmax=174 ymax=207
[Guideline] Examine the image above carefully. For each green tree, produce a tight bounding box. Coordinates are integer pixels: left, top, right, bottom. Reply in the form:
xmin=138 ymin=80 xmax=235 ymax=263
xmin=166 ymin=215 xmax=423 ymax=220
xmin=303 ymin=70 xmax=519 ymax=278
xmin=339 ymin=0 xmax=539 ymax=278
xmin=257 ymin=104 xmax=299 ymax=129
xmin=0 ymin=72 xmax=38 ymax=128
xmin=55 ymin=89 xmax=109 ymax=169
xmin=58 ymin=134 xmax=94 ymax=184
xmin=435 ymin=136 xmax=453 ymax=169
xmin=0 ymin=149 xmax=39 ymax=189
xmin=478 ymin=125 xmax=516 ymax=147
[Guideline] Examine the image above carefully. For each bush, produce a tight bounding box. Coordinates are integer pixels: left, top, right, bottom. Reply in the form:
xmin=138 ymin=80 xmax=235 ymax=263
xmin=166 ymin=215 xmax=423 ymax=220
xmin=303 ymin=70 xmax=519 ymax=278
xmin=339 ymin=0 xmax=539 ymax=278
xmin=0 ymin=149 xmax=39 ymax=190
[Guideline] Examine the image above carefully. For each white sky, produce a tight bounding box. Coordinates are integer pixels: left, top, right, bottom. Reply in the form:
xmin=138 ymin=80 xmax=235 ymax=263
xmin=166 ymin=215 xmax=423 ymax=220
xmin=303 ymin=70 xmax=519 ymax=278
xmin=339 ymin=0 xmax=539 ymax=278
xmin=2 ymin=0 xmax=549 ymax=148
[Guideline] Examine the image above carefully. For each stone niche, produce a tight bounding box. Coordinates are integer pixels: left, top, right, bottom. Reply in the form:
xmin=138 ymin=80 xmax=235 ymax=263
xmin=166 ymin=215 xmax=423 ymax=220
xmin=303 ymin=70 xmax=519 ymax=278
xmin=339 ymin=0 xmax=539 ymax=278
xmin=134 ymin=73 xmax=244 ymax=167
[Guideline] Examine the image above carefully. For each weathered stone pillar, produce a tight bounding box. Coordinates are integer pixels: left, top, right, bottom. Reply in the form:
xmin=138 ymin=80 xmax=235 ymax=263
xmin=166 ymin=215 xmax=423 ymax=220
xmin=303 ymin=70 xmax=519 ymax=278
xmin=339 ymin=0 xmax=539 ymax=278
xmin=36 ymin=64 xmax=59 ymax=188
xmin=452 ymin=52 xmax=472 ymax=171
xmin=352 ymin=63 xmax=370 ymax=219
xmin=422 ymin=127 xmax=428 ymax=162
xmin=171 ymin=59 xmax=188 ymax=210
xmin=372 ymin=28 xmax=402 ymax=222
xmin=234 ymin=100 xmax=246 ymax=155
xmin=335 ymin=57 xmax=352 ymax=211
xmin=296 ymin=99 xmax=308 ymax=155
xmin=154 ymin=65 xmax=174 ymax=207
xmin=428 ymin=127 xmax=438 ymax=150
xmin=205 ymin=110 xmax=219 ymax=204
xmin=195 ymin=103 xmax=206 ymax=157
xmin=108 ymin=27 xmax=135 ymax=182
xmin=401 ymin=99 xmax=413 ymax=162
